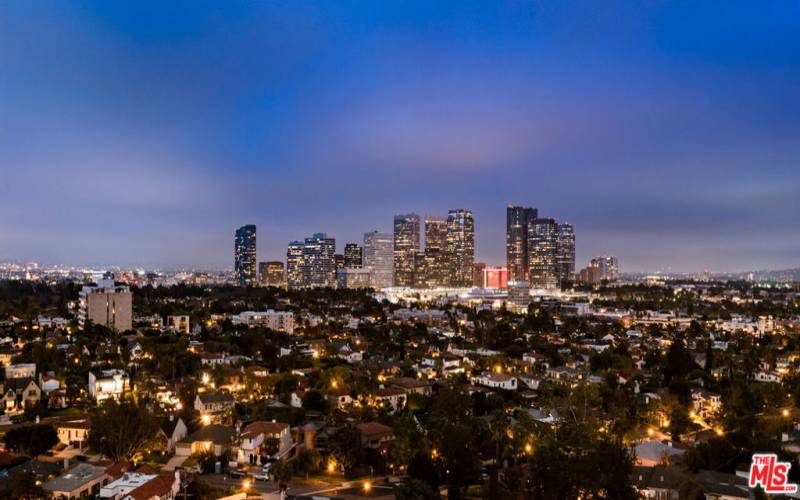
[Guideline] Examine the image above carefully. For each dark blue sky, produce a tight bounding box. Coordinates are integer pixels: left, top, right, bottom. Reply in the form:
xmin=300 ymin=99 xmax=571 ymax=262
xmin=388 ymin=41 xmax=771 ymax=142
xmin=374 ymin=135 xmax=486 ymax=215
xmin=2 ymin=1 xmax=799 ymax=272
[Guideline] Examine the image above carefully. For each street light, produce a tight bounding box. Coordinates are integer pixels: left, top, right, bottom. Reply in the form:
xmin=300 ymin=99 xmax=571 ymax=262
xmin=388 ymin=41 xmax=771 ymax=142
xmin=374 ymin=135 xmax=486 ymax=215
xmin=363 ymin=481 xmax=372 ymax=493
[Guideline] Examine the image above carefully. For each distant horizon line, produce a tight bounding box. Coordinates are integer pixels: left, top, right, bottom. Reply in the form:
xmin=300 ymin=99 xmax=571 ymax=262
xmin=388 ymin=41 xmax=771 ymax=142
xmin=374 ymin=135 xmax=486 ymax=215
xmin=1 ymin=258 xmax=797 ymax=279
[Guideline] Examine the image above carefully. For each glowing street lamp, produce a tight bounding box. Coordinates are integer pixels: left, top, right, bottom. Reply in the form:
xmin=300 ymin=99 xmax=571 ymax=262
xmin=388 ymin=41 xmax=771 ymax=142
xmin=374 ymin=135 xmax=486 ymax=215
xmin=363 ymin=481 xmax=372 ymax=493
xmin=201 ymin=414 xmax=211 ymax=426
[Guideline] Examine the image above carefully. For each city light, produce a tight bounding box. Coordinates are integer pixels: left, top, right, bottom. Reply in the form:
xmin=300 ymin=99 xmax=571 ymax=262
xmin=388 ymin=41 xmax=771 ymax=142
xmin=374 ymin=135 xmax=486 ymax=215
xmin=201 ymin=414 xmax=211 ymax=426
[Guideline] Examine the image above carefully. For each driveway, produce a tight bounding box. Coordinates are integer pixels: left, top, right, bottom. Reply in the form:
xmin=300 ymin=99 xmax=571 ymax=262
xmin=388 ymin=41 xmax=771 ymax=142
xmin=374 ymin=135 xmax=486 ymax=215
xmin=163 ymin=455 xmax=188 ymax=471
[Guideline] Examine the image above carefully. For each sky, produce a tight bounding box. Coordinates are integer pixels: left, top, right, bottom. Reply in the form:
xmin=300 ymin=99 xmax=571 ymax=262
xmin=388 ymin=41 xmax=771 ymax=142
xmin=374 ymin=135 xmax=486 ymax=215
xmin=1 ymin=1 xmax=799 ymax=273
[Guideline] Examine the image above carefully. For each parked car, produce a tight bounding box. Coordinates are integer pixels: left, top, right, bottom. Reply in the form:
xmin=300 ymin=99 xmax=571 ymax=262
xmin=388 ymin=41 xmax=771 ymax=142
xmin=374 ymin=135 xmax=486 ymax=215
xmin=227 ymin=469 xmax=246 ymax=479
xmin=253 ymin=471 xmax=270 ymax=481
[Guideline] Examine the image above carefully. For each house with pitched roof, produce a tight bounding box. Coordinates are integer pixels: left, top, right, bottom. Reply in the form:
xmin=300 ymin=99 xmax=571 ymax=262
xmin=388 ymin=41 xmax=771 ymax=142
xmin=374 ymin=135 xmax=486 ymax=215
xmin=235 ymin=421 xmax=292 ymax=465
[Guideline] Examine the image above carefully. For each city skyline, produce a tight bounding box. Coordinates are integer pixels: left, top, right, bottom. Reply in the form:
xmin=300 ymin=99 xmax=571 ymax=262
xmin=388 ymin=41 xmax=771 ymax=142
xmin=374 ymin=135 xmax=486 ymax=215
xmin=2 ymin=2 xmax=799 ymax=272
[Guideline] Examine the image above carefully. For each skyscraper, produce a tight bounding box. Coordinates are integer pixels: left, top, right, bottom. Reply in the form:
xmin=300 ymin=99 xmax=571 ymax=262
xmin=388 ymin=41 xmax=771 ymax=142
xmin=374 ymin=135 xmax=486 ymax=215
xmin=258 ymin=261 xmax=285 ymax=288
xmin=286 ymin=241 xmax=304 ymax=289
xmin=235 ymin=224 xmax=257 ymax=286
xmin=344 ymin=243 xmax=363 ymax=268
xmin=393 ymin=213 xmax=420 ymax=287
xmin=590 ymin=256 xmax=619 ymax=281
xmin=445 ymin=209 xmax=475 ymax=287
xmin=506 ymin=206 xmax=537 ymax=282
xmin=556 ymin=223 xmax=576 ymax=289
xmin=302 ymin=233 xmax=336 ymax=288
xmin=363 ymin=231 xmax=394 ymax=288
xmin=423 ymin=215 xmax=448 ymax=288
xmin=528 ymin=218 xmax=558 ymax=289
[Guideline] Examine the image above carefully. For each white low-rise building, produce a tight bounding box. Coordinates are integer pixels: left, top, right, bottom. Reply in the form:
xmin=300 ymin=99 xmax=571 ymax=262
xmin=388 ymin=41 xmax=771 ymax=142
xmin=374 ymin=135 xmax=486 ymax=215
xmin=231 ymin=310 xmax=294 ymax=333
xmin=99 ymin=472 xmax=156 ymax=498
xmin=471 ymin=371 xmax=517 ymax=390
xmin=88 ymin=369 xmax=130 ymax=401
xmin=6 ymin=363 xmax=36 ymax=379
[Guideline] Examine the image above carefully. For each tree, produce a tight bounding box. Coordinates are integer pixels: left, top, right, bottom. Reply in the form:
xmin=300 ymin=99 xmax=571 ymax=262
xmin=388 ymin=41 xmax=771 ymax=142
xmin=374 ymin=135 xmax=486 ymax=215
xmin=396 ymin=478 xmax=438 ymax=500
xmin=272 ymin=459 xmax=293 ymax=493
xmin=88 ymin=397 xmax=159 ymax=461
xmin=301 ymin=389 xmax=327 ymax=412
xmin=4 ymin=424 xmax=58 ymax=457
xmin=407 ymin=450 xmax=440 ymax=492
xmin=10 ymin=470 xmax=44 ymax=499
xmin=329 ymin=426 xmax=359 ymax=473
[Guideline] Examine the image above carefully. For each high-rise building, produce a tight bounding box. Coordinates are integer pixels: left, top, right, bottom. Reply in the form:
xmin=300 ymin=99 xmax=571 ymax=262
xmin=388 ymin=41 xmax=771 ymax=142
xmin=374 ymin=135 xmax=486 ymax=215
xmin=579 ymin=265 xmax=603 ymax=285
xmin=482 ymin=266 xmax=509 ymax=289
xmin=286 ymin=241 xmax=305 ymax=289
xmin=258 ymin=261 xmax=285 ymax=288
xmin=302 ymin=233 xmax=336 ymax=288
xmin=423 ymin=216 xmax=448 ymax=288
xmin=445 ymin=209 xmax=475 ymax=287
xmin=78 ymin=279 xmax=133 ymax=332
xmin=507 ymin=280 xmax=531 ymax=313
xmin=363 ymin=231 xmax=394 ymax=288
xmin=590 ymin=256 xmax=619 ymax=281
xmin=506 ymin=206 xmax=538 ymax=282
xmin=334 ymin=254 xmax=345 ymax=270
xmin=393 ymin=213 xmax=420 ymax=287
xmin=556 ymin=223 xmax=576 ymax=289
xmin=235 ymin=224 xmax=257 ymax=286
xmin=336 ymin=268 xmax=373 ymax=289
xmin=344 ymin=243 xmax=363 ymax=268
xmin=528 ymin=218 xmax=559 ymax=289
xmin=473 ymin=262 xmax=487 ymax=287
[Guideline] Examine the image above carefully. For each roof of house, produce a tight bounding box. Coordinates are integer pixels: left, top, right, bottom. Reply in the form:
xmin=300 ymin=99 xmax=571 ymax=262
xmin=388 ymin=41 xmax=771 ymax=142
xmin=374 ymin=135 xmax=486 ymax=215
xmin=375 ymin=387 xmax=406 ymax=397
xmin=355 ymin=422 xmax=392 ymax=437
xmin=43 ymin=464 xmax=107 ymax=493
xmin=104 ymin=461 xmax=134 ymax=480
xmin=160 ymin=416 xmax=183 ymax=436
xmin=694 ymin=470 xmax=748 ymax=498
xmin=631 ymin=465 xmax=684 ymax=490
xmin=241 ymin=421 xmax=289 ymax=439
xmin=634 ymin=440 xmax=685 ymax=464
xmin=180 ymin=425 xmax=234 ymax=445
xmin=196 ymin=393 xmax=234 ymax=404
xmin=125 ymin=474 xmax=176 ymax=500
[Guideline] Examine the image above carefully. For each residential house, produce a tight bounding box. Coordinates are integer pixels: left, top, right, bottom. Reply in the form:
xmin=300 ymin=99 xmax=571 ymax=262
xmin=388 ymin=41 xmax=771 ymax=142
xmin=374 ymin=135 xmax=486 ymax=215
xmin=370 ymin=387 xmax=406 ymax=412
xmin=355 ymin=422 xmax=394 ymax=452
xmin=57 ymin=419 xmax=91 ymax=449
xmin=193 ymin=393 xmax=234 ymax=418
xmin=43 ymin=463 xmax=110 ymax=499
xmin=123 ymin=473 xmax=180 ymax=500
xmin=156 ymin=416 xmax=188 ymax=454
xmin=236 ymin=421 xmax=292 ymax=465
xmin=89 ymin=370 xmax=130 ymax=401
xmin=471 ymin=371 xmax=517 ymax=391
xmin=631 ymin=465 xmax=683 ymax=499
xmin=175 ymin=425 xmax=235 ymax=457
